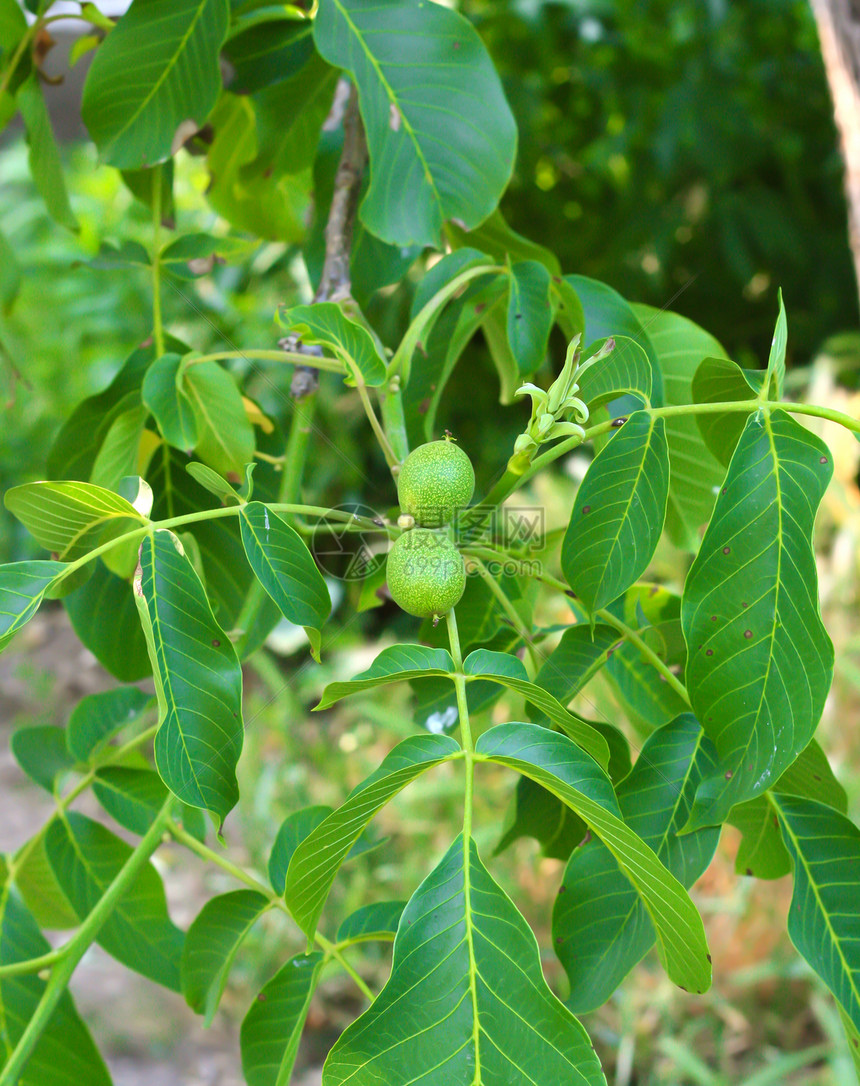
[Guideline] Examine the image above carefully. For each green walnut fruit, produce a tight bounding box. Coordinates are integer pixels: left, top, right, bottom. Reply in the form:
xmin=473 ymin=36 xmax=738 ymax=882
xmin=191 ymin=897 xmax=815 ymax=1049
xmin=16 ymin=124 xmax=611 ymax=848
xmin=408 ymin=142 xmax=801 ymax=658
xmin=387 ymin=529 xmax=466 ymax=618
xmin=397 ymin=439 xmax=475 ymax=528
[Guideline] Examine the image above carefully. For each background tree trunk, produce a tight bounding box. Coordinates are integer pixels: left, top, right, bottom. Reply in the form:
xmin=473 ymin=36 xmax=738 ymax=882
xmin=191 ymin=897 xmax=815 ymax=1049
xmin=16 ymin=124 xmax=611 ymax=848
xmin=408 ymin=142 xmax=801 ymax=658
xmin=810 ymin=0 xmax=860 ymax=303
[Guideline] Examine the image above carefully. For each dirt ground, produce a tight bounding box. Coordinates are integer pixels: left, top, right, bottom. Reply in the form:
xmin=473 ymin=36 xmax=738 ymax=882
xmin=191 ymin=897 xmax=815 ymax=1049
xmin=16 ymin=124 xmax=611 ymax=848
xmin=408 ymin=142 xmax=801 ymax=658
xmin=0 ymin=607 xmax=323 ymax=1086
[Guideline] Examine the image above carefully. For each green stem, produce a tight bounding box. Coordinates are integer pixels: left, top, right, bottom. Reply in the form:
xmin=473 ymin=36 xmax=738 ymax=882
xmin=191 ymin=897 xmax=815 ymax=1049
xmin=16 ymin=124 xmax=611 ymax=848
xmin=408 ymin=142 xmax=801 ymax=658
xmin=166 ymin=822 xmax=374 ymax=1002
xmin=596 ymin=607 xmax=691 ymax=706
xmin=0 ymin=798 xmax=175 ymax=1086
xmin=356 ymin=379 xmax=399 ymax=470
xmin=53 ymin=502 xmax=393 ymax=587
xmin=186 ymin=349 xmax=344 ymax=374
xmin=0 ymin=23 xmax=36 ymax=100
xmin=151 ymin=166 xmax=164 ymax=357
xmin=468 ymin=557 xmax=539 ymax=676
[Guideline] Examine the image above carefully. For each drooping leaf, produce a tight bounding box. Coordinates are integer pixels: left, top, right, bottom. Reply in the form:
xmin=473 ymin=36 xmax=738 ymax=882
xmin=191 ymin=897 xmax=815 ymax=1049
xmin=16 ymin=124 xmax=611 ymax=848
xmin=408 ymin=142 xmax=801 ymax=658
xmin=239 ymin=502 xmax=330 ymax=660
xmin=12 ymin=831 xmax=80 ymax=931
xmin=0 ymin=560 xmax=63 ymax=653
xmin=64 ymin=561 xmax=152 ymax=682
xmin=315 ymin=645 xmax=455 ymax=710
xmin=773 ymin=795 xmax=860 ymax=1032
xmin=67 ymin=686 xmax=153 ymax=763
xmin=507 ymin=259 xmax=552 ymax=374
xmin=553 ymin=715 xmax=720 ymax=1012
xmin=462 ymin=648 xmax=610 ymax=768
xmin=0 ymin=888 xmax=112 ymax=1086
xmin=89 ymin=403 xmax=149 ymax=493
xmin=0 ymin=226 xmax=21 ymax=313
xmin=447 ymin=208 xmax=561 ymax=274
xmin=268 ymin=806 xmax=332 ymax=896
xmin=134 ymin=530 xmax=244 ymax=831
xmin=729 ymin=739 xmax=848 ymax=880
xmin=182 ymin=889 xmax=270 ymax=1024
xmin=10 ymin=726 xmax=76 ymax=793
xmin=562 ymin=412 xmax=670 ymax=613
xmin=160 ymin=231 xmax=254 ymax=279
xmin=691 ymin=356 xmax=762 ymax=464
xmin=313 ymin=0 xmax=517 ymax=248
xmin=682 ymin=410 xmax=834 ymax=829
xmin=279 ymin=303 xmax=384 ymax=386
xmin=17 ymin=75 xmax=77 ymax=230
xmin=120 ymin=160 xmax=175 ymax=218
xmin=632 ymin=303 xmax=728 ymax=550
xmin=81 ymin=0 xmax=230 ymax=168
xmin=495 ymin=775 xmax=589 ymax=862
xmin=476 ymin=722 xmax=712 ymax=995
xmin=183 ymin=360 xmax=255 ymax=477
xmin=45 ymin=812 xmax=184 ymax=990
xmin=142 ymin=353 xmax=199 ymax=450
xmin=285 ymin=734 xmax=461 ymax=941
xmin=322 ymin=835 xmax=606 ymax=1086
xmin=336 ymin=900 xmax=405 ymax=944
xmin=241 ymin=952 xmax=326 ymax=1086
xmin=533 ymin=623 xmax=620 ymax=706
xmin=224 ymin=13 xmax=313 ymax=94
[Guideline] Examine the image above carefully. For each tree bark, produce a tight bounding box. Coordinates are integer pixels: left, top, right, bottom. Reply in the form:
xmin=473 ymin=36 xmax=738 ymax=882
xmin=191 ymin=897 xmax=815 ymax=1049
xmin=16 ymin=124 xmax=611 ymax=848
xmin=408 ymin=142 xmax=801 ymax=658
xmin=810 ymin=0 xmax=860 ymax=303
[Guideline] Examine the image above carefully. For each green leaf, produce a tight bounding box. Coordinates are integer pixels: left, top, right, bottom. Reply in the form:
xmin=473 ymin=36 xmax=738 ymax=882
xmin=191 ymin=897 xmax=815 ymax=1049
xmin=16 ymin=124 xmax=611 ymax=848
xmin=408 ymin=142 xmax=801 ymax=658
xmin=92 ymin=767 xmax=172 ymax=835
xmin=142 ymin=353 xmax=199 ymax=450
xmin=134 ymin=530 xmax=244 ymax=832
xmin=12 ymin=832 xmax=80 ymax=931
xmin=0 ymin=560 xmax=64 ymax=653
xmin=0 ymin=888 xmax=112 ymax=1085
xmin=322 ymin=835 xmax=605 ymax=1086
xmin=182 ymin=889 xmax=270 ymax=1024
xmin=632 ymin=303 xmax=728 ymax=551
xmin=268 ymin=806 xmax=332 ymax=896
xmin=553 ymin=715 xmax=720 ymax=1012
xmin=336 ymin=900 xmax=404 ymax=943
xmin=682 ymin=410 xmax=834 ymax=829
xmin=313 ymin=0 xmax=517 ymax=248
xmin=206 ymin=93 xmax=312 ymax=241
xmin=160 ymin=231 xmax=254 ymax=279
xmin=67 ymin=687 xmax=153 ymax=763
xmin=81 ymin=0 xmax=229 ymax=168
xmin=183 ymin=360 xmax=255 ymax=477
xmin=691 ymin=356 xmax=762 ymax=464
xmin=577 ymin=336 xmax=652 ymax=413
xmin=239 ymin=502 xmax=330 ymax=660
xmin=315 ymin=644 xmax=455 ymax=710
xmin=533 ymin=623 xmax=620 ymax=705
xmin=89 ymin=403 xmax=148 ymax=493
xmin=285 ymin=734 xmax=460 ymax=941
xmin=729 ymin=739 xmax=847 ymax=880
xmin=4 ymin=480 xmax=146 ymax=562
xmin=765 ymin=288 xmax=787 ymax=400
xmin=569 ymin=276 xmax=660 ymax=402
xmin=17 ymin=75 xmax=77 ymax=230
xmin=448 ymin=208 xmax=561 ymax=274
xmin=507 ymin=260 xmax=552 ymax=374
xmin=462 ymin=648 xmax=610 ymax=769
xmin=562 ymin=412 xmax=670 ymax=613
xmin=0 ymin=226 xmax=21 ymax=313
xmin=185 ymin=463 xmax=242 ymax=504
xmin=279 ymin=302 xmax=383 ymax=386
xmin=773 ymin=795 xmax=860 ymax=1032
xmin=476 ymin=722 xmax=712 ymax=995
xmin=241 ymin=951 xmax=325 ymax=1086
xmin=64 ymin=561 xmax=152 ymax=682
xmin=120 ymin=161 xmax=175 ymax=217
xmin=10 ymin=726 xmax=76 ymax=793
xmin=45 ymin=812 xmax=184 ymax=990
xmin=224 ymin=13 xmax=313 ymax=94
xmin=47 ymin=342 xmax=156 ymax=481
xmin=495 ymin=775 xmax=589 ymax=862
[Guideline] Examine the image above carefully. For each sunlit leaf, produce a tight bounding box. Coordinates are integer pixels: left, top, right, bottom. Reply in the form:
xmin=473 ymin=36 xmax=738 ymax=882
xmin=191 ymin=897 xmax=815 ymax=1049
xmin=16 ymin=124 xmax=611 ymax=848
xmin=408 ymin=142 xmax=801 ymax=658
xmin=315 ymin=645 xmax=455 ymax=710
xmin=279 ymin=303 xmax=383 ymax=386
xmin=0 ymin=560 xmax=63 ymax=654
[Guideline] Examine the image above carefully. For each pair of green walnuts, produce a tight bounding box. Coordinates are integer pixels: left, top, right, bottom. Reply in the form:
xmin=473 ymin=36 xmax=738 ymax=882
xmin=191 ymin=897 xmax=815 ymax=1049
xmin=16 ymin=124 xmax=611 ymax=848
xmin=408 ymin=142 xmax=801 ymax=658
xmin=387 ymin=439 xmax=475 ymax=618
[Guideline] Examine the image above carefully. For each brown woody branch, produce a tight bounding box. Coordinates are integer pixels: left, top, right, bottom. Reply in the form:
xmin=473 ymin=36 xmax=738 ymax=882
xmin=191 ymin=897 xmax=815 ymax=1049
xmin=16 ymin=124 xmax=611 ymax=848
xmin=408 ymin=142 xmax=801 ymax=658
xmin=283 ymin=79 xmax=369 ymax=398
